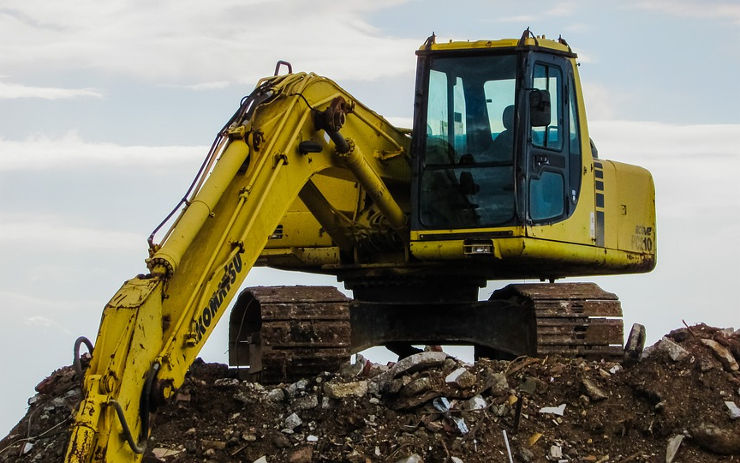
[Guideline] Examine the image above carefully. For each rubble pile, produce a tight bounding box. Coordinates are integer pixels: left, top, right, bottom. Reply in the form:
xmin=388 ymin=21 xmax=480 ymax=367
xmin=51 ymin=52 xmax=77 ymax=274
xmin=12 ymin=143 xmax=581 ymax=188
xmin=2 ymin=324 xmax=739 ymax=462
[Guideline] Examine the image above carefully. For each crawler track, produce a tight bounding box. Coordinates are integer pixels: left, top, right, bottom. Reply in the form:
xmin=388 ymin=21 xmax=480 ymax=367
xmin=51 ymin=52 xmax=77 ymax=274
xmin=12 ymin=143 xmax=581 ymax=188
xmin=230 ymin=286 xmax=351 ymax=383
xmin=230 ymin=283 xmax=624 ymax=382
xmin=491 ymin=283 xmax=624 ymax=359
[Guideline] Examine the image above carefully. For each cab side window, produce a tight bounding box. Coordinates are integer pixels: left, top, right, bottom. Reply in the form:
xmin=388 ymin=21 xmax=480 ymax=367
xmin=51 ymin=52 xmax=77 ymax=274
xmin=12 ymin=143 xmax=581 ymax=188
xmin=531 ymin=64 xmax=562 ymax=151
xmin=529 ymin=62 xmax=565 ymax=222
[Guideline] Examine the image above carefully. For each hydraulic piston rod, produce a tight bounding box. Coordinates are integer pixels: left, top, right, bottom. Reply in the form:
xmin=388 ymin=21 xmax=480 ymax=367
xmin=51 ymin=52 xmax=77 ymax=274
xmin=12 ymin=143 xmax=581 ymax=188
xmin=148 ymin=139 xmax=250 ymax=276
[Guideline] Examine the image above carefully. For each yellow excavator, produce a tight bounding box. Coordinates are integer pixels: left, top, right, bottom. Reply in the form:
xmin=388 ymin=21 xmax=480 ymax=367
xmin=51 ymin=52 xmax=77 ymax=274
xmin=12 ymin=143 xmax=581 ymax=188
xmin=65 ymin=30 xmax=655 ymax=462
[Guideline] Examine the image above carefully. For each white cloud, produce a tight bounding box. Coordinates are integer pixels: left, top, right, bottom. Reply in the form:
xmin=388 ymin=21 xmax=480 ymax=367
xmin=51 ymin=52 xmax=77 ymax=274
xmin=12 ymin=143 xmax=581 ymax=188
xmin=23 ymin=316 xmax=73 ymax=335
xmin=492 ymin=2 xmax=577 ymax=24
xmin=563 ymin=23 xmax=593 ymax=34
xmin=580 ymin=83 xmax=620 ymax=120
xmin=588 ymin=120 xmax=740 ymax=219
xmin=0 ymin=290 xmax=93 ymax=314
xmin=589 ymin=120 xmax=740 ymax=160
xmin=0 ymin=132 xmax=205 ymax=171
xmin=0 ymin=1 xmax=418 ymax=85
xmin=571 ymin=46 xmax=595 ymax=64
xmin=164 ymin=81 xmax=232 ymax=91
xmin=631 ymin=0 xmax=740 ymax=23
xmin=495 ymin=15 xmax=537 ymax=23
xmin=0 ymin=214 xmax=142 ymax=251
xmin=0 ymin=79 xmax=102 ymax=99
xmin=546 ymin=2 xmax=578 ymax=16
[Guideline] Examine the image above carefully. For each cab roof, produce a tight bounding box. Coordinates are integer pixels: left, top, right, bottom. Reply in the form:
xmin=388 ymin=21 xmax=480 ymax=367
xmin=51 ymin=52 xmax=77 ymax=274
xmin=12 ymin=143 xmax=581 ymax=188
xmin=417 ymin=33 xmax=576 ymax=58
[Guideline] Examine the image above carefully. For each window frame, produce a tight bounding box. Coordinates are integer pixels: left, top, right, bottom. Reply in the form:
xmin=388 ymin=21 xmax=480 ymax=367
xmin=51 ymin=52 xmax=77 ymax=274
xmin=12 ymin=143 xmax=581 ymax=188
xmin=415 ymin=52 xmax=523 ymax=229
xmin=525 ymin=56 xmax=569 ymax=225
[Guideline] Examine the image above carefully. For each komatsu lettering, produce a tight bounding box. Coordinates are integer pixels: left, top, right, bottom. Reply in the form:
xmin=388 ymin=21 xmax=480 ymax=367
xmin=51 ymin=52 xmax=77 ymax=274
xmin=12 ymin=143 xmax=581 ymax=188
xmin=192 ymin=253 xmax=243 ymax=344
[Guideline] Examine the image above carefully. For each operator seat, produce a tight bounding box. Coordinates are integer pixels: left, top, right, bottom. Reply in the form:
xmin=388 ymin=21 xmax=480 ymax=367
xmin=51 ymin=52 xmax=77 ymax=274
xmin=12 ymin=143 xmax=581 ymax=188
xmin=486 ymin=104 xmax=515 ymax=162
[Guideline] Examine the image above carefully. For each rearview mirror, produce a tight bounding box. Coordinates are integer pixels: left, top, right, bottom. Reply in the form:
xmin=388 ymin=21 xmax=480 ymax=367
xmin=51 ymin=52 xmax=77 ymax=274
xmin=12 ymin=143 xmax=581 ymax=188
xmin=529 ymin=89 xmax=551 ymax=127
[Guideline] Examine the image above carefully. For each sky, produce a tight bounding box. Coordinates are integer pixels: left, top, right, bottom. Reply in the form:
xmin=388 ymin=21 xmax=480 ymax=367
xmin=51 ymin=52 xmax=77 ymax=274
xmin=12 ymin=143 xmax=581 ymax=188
xmin=2 ymin=0 xmax=740 ymax=437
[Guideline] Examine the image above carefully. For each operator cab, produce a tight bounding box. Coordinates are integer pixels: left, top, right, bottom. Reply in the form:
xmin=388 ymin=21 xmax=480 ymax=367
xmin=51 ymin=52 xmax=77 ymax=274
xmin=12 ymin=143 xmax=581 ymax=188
xmin=411 ymin=33 xmax=583 ymax=231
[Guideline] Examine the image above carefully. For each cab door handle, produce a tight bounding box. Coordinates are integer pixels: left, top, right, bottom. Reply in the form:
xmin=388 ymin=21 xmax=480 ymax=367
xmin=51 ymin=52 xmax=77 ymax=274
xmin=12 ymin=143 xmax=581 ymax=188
xmin=534 ymin=154 xmax=549 ymax=166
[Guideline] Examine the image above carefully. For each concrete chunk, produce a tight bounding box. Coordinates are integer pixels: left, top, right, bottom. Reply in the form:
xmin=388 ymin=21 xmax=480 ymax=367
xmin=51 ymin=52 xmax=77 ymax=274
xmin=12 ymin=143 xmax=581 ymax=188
xmin=267 ymin=388 xmax=286 ymax=403
xmin=725 ymin=401 xmax=740 ymax=420
xmin=373 ymin=351 xmax=447 ymax=393
xmin=395 ymin=453 xmax=423 ymax=463
xmin=323 ymin=380 xmax=368 ymax=399
xmin=652 ymin=337 xmax=690 ymax=362
xmin=292 ymin=394 xmax=318 ymax=410
xmin=463 ymin=395 xmax=488 ymax=411
xmin=284 ymin=412 xmax=302 ymax=430
xmin=387 ymin=351 xmax=447 ymax=379
xmin=701 ymin=339 xmax=739 ymax=372
xmin=488 ymin=372 xmax=509 ymax=396
xmin=582 ymin=378 xmax=608 ymax=401
xmin=665 ymin=434 xmax=684 ymax=463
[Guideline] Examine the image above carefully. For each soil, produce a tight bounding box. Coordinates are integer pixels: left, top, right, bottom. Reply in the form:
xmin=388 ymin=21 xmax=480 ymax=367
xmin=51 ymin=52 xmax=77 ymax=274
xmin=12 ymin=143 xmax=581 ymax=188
xmin=2 ymin=324 xmax=739 ymax=462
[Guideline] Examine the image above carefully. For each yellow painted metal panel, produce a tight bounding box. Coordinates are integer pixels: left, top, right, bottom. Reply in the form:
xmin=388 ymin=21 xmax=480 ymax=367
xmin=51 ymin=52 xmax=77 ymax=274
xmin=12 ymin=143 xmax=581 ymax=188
xmin=423 ymin=37 xmax=571 ymax=55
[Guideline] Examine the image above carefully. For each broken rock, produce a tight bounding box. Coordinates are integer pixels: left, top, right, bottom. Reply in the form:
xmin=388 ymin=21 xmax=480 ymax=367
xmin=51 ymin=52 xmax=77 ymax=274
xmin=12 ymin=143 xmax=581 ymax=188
xmin=691 ymin=422 xmax=740 ymax=455
xmin=725 ymin=401 xmax=740 ymax=420
xmin=463 ymin=395 xmax=488 ymax=411
xmin=487 ymin=372 xmax=509 ymax=396
xmin=374 ymin=351 xmax=447 ymax=390
xmin=151 ymin=447 xmax=184 ymax=460
xmin=292 ymin=394 xmax=318 ymax=410
xmin=267 ymin=388 xmax=286 ymax=403
xmin=395 ymin=453 xmax=424 ymax=463
xmin=340 ymin=354 xmax=368 ymax=378
xmin=445 ymin=367 xmax=476 ymax=389
xmin=289 ymin=446 xmax=313 ymax=463
xmin=518 ymin=376 xmax=539 ymax=396
xmin=283 ymin=413 xmax=302 ymax=431
xmin=401 ymin=376 xmax=434 ymax=397
xmin=665 ymin=434 xmax=684 ymax=463
xmin=287 ymin=379 xmax=310 ymax=397
xmin=582 ymin=378 xmax=608 ymax=401
xmin=549 ymin=445 xmax=563 ymax=459
xmin=646 ymin=337 xmax=690 ymax=362
xmin=700 ymin=339 xmax=739 ymax=372
xmin=213 ymin=378 xmax=240 ymax=387
xmin=323 ymin=380 xmax=368 ymax=399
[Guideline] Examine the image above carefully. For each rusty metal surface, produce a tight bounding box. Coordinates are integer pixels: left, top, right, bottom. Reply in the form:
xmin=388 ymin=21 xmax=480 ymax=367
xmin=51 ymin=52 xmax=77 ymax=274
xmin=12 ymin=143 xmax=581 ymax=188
xmin=491 ymin=283 xmax=624 ymax=360
xmin=245 ymin=286 xmax=350 ymax=303
xmin=493 ymin=282 xmax=619 ymax=301
xmin=230 ymin=286 xmax=351 ymax=383
xmin=231 ymin=283 xmax=625 ymax=382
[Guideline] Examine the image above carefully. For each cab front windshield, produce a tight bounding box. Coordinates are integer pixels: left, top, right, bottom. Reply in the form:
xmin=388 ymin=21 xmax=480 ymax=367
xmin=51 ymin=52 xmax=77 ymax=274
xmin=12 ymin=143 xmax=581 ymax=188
xmin=420 ymin=54 xmax=517 ymax=229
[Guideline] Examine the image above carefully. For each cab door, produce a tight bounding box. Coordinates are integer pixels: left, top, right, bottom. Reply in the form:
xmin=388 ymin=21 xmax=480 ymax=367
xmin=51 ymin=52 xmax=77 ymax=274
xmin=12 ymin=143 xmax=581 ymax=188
xmin=525 ymin=54 xmax=572 ymax=225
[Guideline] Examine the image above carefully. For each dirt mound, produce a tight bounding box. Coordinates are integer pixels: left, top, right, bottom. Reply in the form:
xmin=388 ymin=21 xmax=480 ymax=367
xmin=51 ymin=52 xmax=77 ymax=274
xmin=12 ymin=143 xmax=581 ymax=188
xmin=2 ymin=324 xmax=739 ymax=462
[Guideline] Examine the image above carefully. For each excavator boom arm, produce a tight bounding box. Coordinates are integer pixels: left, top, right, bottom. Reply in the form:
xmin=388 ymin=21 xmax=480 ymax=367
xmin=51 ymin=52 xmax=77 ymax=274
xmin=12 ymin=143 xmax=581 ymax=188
xmin=65 ymin=71 xmax=410 ymax=462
